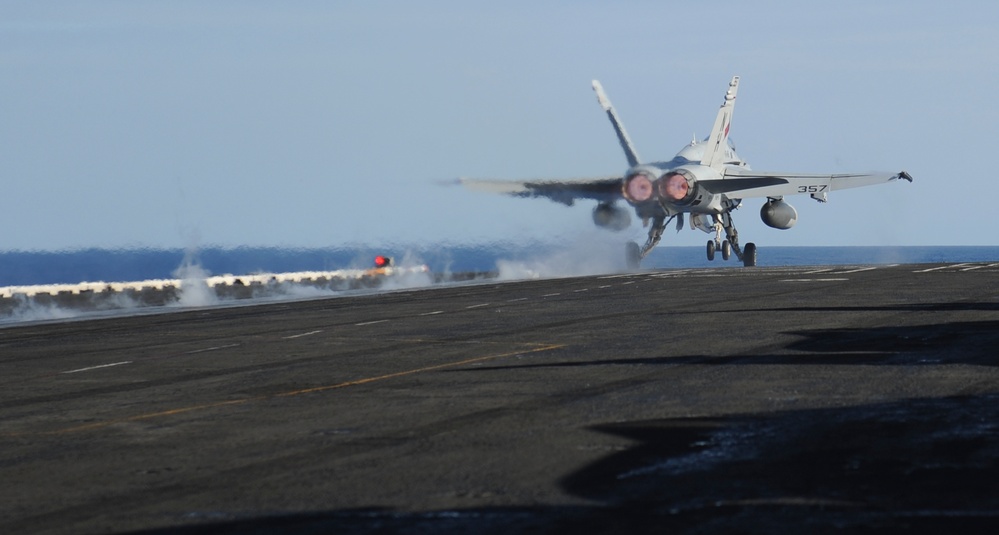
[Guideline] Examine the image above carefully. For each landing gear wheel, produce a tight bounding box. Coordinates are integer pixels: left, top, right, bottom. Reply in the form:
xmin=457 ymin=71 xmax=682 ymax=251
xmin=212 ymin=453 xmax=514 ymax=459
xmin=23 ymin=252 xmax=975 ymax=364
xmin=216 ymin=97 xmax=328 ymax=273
xmin=625 ymin=241 xmax=642 ymax=270
xmin=743 ymin=242 xmax=757 ymax=267
xmin=706 ymin=240 xmax=716 ymax=261
xmin=721 ymin=240 xmax=731 ymax=261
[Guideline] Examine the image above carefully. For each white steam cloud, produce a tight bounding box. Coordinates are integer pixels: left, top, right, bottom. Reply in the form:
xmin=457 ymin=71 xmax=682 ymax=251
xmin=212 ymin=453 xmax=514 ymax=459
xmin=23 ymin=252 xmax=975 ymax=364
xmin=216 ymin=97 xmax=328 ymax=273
xmin=377 ymin=250 xmax=435 ymax=290
xmin=171 ymin=248 xmax=218 ymax=307
xmin=1 ymin=238 xmax=624 ymax=326
xmin=2 ymin=295 xmax=79 ymax=323
xmin=495 ymin=231 xmax=633 ymax=280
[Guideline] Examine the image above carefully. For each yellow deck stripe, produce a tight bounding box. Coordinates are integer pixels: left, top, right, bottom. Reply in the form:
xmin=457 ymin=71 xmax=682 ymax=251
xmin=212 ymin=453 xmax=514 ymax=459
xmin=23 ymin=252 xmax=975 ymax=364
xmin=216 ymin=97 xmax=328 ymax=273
xmin=10 ymin=343 xmax=564 ymax=437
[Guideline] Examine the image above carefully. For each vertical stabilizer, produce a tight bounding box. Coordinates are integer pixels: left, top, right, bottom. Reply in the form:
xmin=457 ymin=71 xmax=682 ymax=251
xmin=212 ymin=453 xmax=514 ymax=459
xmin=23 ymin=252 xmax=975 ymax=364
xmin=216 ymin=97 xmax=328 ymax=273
xmin=701 ymin=76 xmax=740 ymax=169
xmin=592 ymin=80 xmax=641 ymax=167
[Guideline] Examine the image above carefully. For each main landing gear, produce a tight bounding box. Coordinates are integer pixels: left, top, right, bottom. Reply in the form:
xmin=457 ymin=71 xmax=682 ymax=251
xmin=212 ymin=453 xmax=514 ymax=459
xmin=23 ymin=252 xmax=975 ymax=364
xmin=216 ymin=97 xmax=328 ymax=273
xmin=707 ymin=240 xmax=756 ymax=266
xmin=626 ymin=212 xmax=757 ymax=269
xmin=706 ymin=212 xmax=756 ymax=267
xmin=626 ymin=215 xmax=667 ymax=270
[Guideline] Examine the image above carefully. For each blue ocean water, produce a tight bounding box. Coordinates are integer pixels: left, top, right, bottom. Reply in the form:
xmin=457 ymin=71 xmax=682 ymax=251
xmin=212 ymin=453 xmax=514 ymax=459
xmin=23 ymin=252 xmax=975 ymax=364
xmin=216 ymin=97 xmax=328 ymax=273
xmin=1 ymin=245 xmax=997 ymax=287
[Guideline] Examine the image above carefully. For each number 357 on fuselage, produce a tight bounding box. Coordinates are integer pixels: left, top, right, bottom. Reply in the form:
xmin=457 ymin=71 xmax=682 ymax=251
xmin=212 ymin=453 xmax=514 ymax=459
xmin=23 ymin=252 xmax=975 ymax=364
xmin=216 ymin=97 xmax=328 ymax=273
xmin=459 ymin=76 xmax=912 ymax=267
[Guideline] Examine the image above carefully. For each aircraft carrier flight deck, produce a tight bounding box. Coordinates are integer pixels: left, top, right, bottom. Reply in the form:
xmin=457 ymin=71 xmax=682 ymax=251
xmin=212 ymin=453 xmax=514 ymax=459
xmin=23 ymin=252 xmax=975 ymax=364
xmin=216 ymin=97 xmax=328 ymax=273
xmin=3 ymin=263 xmax=999 ymax=534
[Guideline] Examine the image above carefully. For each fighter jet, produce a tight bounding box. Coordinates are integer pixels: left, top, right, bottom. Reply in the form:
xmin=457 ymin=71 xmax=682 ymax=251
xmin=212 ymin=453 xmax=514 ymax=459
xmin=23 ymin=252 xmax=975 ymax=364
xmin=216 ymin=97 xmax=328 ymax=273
xmin=460 ymin=76 xmax=912 ymax=267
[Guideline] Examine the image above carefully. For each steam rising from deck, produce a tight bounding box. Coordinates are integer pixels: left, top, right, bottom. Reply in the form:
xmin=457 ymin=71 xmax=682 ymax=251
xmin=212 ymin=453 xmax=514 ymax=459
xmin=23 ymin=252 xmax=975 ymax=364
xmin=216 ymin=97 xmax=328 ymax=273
xmin=495 ymin=232 xmax=632 ymax=280
xmin=172 ymin=248 xmax=218 ymax=307
xmin=0 ymin=248 xmax=436 ymax=325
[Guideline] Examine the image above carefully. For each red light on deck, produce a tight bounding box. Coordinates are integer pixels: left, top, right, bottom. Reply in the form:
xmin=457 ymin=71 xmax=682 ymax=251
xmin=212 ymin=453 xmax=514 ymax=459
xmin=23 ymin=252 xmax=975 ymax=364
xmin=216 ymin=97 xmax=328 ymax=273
xmin=374 ymin=255 xmax=392 ymax=268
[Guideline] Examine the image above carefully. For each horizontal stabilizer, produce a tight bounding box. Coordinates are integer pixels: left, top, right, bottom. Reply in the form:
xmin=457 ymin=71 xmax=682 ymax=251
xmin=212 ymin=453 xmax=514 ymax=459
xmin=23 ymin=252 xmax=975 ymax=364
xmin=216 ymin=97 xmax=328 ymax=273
xmin=712 ymin=168 xmax=913 ymax=199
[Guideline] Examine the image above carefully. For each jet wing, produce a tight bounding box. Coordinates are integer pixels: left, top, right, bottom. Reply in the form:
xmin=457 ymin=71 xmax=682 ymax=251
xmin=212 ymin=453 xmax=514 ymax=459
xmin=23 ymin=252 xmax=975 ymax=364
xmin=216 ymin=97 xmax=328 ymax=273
xmin=701 ymin=168 xmax=913 ymax=200
xmin=457 ymin=176 xmax=623 ymax=206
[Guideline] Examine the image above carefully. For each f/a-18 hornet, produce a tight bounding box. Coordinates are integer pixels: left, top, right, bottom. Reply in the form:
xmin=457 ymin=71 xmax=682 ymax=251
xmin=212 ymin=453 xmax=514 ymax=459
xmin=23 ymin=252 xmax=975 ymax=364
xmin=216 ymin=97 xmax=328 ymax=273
xmin=460 ymin=76 xmax=912 ymax=267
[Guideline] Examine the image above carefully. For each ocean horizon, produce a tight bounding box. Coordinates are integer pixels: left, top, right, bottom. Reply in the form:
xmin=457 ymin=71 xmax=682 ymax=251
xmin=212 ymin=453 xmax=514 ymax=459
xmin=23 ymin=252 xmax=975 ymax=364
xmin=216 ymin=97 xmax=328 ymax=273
xmin=1 ymin=245 xmax=997 ymax=288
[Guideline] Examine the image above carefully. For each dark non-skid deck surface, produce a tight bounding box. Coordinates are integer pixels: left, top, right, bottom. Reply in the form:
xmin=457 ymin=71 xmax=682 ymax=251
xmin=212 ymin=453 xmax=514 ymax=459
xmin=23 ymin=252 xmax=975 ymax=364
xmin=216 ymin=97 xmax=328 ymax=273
xmin=3 ymin=263 xmax=999 ymax=534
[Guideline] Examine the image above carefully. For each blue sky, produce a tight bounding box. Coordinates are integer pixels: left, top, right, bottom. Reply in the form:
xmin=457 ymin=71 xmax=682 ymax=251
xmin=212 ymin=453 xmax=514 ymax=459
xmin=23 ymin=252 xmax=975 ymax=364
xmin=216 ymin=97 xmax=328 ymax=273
xmin=1 ymin=1 xmax=996 ymax=251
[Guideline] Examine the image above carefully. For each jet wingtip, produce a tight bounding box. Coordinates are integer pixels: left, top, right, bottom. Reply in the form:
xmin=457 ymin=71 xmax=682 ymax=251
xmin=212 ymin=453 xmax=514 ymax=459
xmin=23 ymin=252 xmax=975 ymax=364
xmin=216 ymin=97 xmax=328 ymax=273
xmin=591 ymin=80 xmax=611 ymax=110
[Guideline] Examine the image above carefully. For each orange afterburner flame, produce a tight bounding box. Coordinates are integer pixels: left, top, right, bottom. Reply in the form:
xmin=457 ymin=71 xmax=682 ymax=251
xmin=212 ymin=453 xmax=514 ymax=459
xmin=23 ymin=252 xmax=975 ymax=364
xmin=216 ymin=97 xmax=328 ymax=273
xmin=623 ymin=173 xmax=654 ymax=203
xmin=659 ymin=172 xmax=690 ymax=203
